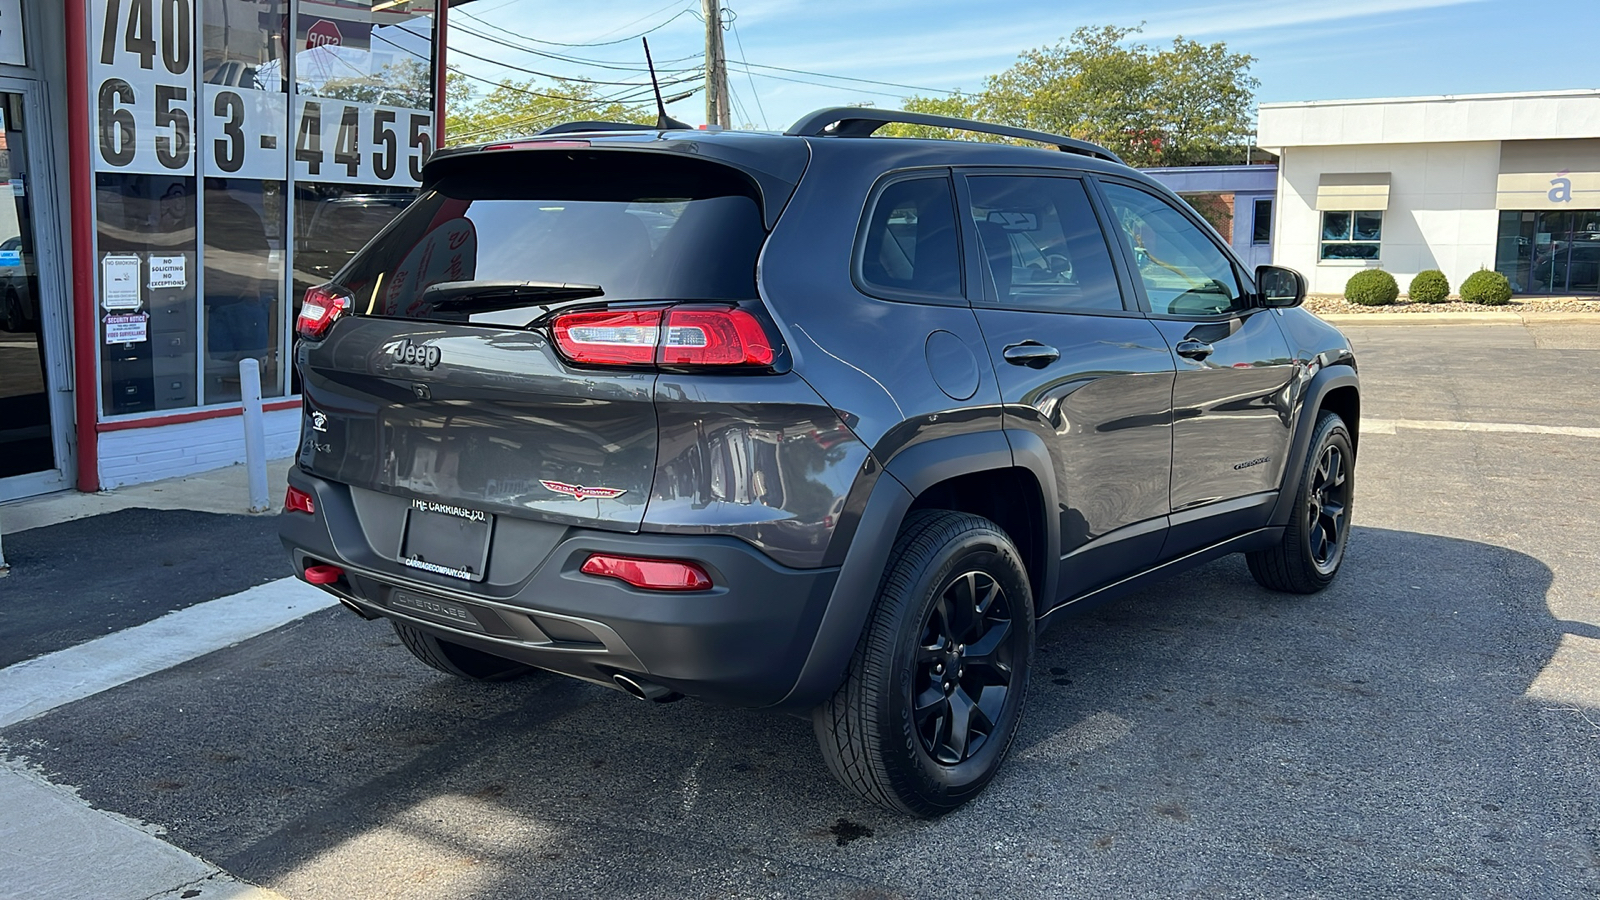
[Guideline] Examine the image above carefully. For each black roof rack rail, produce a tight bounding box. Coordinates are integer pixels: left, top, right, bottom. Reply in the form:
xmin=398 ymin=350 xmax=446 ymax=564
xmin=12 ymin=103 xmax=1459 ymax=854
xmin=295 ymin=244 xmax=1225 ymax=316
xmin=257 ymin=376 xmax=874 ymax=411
xmin=537 ymin=121 xmax=666 ymax=135
xmin=784 ymin=107 xmax=1123 ymax=164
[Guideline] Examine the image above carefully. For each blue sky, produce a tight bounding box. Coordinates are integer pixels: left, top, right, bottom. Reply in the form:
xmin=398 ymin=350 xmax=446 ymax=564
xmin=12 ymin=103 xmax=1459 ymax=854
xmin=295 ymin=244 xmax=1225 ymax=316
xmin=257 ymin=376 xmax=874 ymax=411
xmin=446 ymin=0 xmax=1600 ymax=131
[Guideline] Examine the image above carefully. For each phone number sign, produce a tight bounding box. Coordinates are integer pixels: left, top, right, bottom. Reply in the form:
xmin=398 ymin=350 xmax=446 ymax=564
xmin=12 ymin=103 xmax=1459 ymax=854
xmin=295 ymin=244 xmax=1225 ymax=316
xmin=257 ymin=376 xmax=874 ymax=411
xmin=91 ymin=0 xmax=431 ymax=185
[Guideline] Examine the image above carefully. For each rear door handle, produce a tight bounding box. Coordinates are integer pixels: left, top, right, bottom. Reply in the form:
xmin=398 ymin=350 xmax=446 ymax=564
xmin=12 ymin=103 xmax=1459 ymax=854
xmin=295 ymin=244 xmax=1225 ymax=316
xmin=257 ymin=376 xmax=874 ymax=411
xmin=1003 ymin=341 xmax=1060 ymax=368
xmin=1175 ymin=339 xmax=1214 ymax=361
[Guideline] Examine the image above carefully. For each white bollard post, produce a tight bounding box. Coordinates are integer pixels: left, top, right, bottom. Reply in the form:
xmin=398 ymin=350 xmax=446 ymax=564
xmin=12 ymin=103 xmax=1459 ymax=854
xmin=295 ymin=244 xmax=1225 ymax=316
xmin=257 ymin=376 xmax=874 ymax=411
xmin=240 ymin=358 xmax=271 ymax=513
xmin=0 ymin=510 xmax=8 ymax=575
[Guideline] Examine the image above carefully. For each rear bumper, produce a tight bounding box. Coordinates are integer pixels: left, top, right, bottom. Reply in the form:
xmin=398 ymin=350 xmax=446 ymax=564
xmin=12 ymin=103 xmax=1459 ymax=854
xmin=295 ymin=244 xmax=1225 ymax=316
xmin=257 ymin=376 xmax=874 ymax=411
xmin=280 ymin=470 xmax=839 ymax=709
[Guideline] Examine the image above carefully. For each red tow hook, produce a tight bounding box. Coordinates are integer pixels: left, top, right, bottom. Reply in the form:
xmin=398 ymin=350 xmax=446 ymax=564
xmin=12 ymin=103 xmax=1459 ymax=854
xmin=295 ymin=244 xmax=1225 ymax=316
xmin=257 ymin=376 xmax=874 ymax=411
xmin=304 ymin=564 xmax=345 ymax=585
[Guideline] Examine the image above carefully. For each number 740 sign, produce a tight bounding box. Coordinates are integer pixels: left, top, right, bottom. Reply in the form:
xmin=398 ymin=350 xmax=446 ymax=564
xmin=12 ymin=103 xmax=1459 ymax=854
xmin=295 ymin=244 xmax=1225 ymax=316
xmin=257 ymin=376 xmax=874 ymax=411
xmin=92 ymin=0 xmax=431 ymax=186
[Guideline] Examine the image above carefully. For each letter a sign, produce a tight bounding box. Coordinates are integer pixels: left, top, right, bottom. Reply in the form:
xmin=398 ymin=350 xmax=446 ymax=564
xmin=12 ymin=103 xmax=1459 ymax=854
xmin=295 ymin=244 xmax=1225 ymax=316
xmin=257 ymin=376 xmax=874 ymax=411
xmin=1549 ymin=175 xmax=1574 ymax=204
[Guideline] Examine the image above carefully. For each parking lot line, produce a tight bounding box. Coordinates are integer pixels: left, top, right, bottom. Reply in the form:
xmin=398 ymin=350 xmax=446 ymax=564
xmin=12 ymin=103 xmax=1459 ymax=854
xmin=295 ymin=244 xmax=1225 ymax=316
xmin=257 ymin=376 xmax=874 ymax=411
xmin=0 ymin=577 xmax=334 ymax=728
xmin=1363 ymin=417 xmax=1600 ymax=438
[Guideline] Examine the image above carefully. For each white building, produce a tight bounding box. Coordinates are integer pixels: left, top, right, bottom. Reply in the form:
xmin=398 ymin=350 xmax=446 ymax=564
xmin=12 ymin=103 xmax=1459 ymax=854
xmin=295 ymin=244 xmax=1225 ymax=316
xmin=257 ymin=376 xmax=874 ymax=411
xmin=1257 ymin=89 xmax=1600 ymax=296
xmin=1143 ymin=164 xmax=1279 ymax=272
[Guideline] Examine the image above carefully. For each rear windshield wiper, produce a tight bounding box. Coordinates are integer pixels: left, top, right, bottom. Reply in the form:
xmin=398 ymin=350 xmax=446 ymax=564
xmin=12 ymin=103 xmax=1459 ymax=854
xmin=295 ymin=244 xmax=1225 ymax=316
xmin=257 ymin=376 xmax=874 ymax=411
xmin=419 ymin=281 xmax=604 ymax=314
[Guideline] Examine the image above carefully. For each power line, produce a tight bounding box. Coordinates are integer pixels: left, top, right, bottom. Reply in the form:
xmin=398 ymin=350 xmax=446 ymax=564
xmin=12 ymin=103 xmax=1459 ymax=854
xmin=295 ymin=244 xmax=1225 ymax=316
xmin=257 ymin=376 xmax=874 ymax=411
xmin=448 ymin=19 xmax=704 ymax=72
xmin=734 ymin=60 xmax=959 ymax=96
xmin=446 ymin=40 xmax=698 ymax=87
xmin=726 ymin=10 xmax=767 ymax=129
xmin=374 ymin=31 xmax=674 ymax=105
xmin=721 ymin=63 xmax=916 ymax=99
xmin=456 ymin=5 xmax=697 ymax=50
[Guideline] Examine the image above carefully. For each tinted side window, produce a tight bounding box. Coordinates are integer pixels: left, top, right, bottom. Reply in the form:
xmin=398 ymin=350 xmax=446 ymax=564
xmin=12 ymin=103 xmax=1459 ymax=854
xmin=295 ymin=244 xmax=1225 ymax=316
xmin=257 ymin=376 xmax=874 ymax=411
xmin=967 ymin=175 xmax=1123 ymax=312
xmin=1101 ymin=182 xmax=1246 ymax=317
xmin=858 ymin=176 xmax=963 ymax=299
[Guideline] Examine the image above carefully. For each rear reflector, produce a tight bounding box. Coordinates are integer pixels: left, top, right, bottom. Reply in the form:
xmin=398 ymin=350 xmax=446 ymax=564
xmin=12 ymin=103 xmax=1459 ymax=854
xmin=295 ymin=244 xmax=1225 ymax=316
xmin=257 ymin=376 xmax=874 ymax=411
xmin=285 ymin=485 xmax=316 ymax=515
xmin=296 ymin=284 xmax=352 ymax=339
xmin=580 ymin=554 xmax=713 ymax=591
xmin=551 ymin=306 xmax=775 ymax=368
xmin=304 ymin=564 xmax=344 ymax=585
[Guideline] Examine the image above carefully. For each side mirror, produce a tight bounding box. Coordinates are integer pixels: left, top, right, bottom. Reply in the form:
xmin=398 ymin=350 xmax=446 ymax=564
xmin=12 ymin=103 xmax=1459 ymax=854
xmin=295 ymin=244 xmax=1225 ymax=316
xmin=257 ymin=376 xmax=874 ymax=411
xmin=1255 ymin=265 xmax=1306 ymax=308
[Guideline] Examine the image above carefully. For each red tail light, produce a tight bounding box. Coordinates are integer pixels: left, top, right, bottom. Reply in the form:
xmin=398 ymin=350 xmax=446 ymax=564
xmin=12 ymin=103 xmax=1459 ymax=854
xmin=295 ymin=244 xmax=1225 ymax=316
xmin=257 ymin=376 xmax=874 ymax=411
xmin=553 ymin=309 xmax=662 ymax=365
xmin=661 ymin=308 xmax=775 ymax=366
xmin=551 ymin=306 xmax=775 ymax=368
xmin=296 ymin=284 xmax=352 ymax=339
xmin=285 ymin=485 xmax=316 ymax=514
xmin=580 ymin=553 xmax=713 ymax=591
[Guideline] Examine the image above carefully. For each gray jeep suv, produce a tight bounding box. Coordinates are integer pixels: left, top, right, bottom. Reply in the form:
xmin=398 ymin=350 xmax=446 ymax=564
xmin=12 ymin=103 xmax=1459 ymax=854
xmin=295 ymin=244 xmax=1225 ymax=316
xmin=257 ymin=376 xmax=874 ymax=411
xmin=280 ymin=108 xmax=1359 ymax=816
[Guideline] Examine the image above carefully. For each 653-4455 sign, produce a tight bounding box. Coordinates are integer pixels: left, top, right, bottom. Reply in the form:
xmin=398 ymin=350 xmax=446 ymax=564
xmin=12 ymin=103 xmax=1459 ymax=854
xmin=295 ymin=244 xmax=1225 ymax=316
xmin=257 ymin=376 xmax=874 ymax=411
xmin=91 ymin=0 xmax=432 ymax=185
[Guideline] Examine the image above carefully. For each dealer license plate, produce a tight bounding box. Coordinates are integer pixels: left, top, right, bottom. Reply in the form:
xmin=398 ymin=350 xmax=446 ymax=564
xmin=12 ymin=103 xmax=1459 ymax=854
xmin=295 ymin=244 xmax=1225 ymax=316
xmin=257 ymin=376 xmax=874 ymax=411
xmin=399 ymin=499 xmax=493 ymax=582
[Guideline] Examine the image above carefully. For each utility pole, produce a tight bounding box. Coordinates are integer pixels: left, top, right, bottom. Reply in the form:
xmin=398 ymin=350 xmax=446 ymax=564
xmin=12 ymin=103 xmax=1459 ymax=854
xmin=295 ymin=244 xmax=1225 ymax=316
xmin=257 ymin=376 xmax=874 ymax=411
xmin=702 ymin=0 xmax=730 ymax=128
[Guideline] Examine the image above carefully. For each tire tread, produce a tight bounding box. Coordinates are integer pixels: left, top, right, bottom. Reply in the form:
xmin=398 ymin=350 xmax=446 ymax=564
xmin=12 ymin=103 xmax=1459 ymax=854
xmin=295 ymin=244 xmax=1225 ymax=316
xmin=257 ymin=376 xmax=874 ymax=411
xmin=1248 ymin=411 xmax=1351 ymax=594
xmin=814 ymin=509 xmax=1029 ymax=816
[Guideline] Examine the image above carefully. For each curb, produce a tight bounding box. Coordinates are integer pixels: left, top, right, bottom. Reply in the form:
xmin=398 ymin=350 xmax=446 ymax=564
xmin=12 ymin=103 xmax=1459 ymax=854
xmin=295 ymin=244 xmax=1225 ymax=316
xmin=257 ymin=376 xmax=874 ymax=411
xmin=1314 ymin=311 xmax=1600 ymax=326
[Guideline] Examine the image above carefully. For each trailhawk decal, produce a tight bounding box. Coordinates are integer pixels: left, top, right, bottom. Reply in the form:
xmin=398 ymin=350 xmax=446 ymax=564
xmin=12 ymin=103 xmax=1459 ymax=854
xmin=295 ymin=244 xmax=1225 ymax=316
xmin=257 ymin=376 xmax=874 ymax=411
xmin=540 ymin=480 xmax=628 ymax=501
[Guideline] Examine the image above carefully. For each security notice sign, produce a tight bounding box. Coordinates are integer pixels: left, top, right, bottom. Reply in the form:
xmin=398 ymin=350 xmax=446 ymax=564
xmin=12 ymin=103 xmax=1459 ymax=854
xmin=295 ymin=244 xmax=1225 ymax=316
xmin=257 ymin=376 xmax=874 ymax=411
xmin=104 ymin=313 xmax=149 ymax=344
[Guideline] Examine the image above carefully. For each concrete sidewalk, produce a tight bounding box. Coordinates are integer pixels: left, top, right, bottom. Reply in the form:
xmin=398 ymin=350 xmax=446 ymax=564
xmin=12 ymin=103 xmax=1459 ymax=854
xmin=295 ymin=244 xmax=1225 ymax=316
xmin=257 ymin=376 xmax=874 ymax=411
xmin=1 ymin=458 xmax=300 ymax=900
xmin=2 ymin=457 xmax=297 ymax=537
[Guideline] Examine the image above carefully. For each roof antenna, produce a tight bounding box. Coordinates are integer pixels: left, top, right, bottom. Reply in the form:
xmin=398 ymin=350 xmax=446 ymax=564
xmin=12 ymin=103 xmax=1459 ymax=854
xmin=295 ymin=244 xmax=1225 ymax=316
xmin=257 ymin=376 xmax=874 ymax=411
xmin=643 ymin=37 xmax=690 ymax=130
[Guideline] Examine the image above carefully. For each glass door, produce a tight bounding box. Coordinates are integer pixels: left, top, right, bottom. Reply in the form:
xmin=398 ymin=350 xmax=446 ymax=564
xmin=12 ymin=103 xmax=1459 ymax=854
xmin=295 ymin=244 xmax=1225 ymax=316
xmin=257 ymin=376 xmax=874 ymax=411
xmin=0 ymin=86 xmax=68 ymax=499
xmin=1527 ymin=210 xmax=1600 ymax=294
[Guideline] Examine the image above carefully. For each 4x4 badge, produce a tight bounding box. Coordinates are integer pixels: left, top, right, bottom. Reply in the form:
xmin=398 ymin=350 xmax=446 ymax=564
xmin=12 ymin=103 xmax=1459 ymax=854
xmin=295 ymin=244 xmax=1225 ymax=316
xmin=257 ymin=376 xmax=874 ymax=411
xmin=540 ymin=480 xmax=627 ymax=501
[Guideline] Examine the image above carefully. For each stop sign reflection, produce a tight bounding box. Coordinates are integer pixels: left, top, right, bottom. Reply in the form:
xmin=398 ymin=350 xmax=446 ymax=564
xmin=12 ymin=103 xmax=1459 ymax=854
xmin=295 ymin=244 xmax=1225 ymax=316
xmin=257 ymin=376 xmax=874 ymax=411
xmin=306 ymin=19 xmax=343 ymax=49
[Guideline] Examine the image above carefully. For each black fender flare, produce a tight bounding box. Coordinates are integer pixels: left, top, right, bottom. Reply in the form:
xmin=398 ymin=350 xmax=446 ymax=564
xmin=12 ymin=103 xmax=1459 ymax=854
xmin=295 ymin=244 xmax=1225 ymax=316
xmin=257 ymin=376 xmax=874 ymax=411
xmin=1269 ymin=364 xmax=1359 ymax=527
xmin=773 ymin=428 xmax=1060 ymax=710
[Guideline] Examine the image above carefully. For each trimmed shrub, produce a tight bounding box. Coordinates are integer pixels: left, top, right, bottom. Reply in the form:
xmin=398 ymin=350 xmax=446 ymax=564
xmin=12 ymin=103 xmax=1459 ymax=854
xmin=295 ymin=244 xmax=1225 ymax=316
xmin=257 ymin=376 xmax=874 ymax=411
xmin=1408 ymin=269 xmax=1451 ymax=303
xmin=1344 ymin=269 xmax=1399 ymax=306
xmin=1460 ymin=269 xmax=1513 ymax=306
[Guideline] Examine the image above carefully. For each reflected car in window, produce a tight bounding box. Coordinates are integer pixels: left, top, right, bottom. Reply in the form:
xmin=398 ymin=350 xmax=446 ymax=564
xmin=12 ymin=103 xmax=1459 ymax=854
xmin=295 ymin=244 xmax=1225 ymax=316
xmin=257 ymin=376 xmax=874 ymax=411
xmin=0 ymin=235 xmax=36 ymax=333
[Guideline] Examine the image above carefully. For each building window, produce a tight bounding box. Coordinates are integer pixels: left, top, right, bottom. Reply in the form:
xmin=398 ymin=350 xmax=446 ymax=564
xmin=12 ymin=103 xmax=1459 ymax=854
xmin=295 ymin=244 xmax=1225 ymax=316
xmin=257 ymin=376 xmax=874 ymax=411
xmin=1320 ymin=210 xmax=1383 ymax=260
xmin=1252 ymin=198 xmax=1273 ymax=245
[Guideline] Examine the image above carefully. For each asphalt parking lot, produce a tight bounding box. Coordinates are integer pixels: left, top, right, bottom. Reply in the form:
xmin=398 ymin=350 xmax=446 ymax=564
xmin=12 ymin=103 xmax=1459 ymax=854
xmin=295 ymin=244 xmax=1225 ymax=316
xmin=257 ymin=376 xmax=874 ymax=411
xmin=3 ymin=320 xmax=1598 ymax=899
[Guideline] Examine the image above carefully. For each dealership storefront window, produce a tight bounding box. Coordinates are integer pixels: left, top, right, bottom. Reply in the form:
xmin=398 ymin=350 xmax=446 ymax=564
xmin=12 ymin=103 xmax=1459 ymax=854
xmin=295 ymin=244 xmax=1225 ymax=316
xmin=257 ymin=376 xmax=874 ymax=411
xmin=1495 ymin=209 xmax=1600 ymax=294
xmin=89 ymin=0 xmax=437 ymax=417
xmin=1319 ymin=210 xmax=1383 ymax=260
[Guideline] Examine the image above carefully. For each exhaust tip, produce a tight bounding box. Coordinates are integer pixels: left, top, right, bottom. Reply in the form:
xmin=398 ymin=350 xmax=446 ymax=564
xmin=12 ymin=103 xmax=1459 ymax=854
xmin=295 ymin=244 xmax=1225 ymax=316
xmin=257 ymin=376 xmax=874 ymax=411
xmin=613 ymin=673 xmax=674 ymax=702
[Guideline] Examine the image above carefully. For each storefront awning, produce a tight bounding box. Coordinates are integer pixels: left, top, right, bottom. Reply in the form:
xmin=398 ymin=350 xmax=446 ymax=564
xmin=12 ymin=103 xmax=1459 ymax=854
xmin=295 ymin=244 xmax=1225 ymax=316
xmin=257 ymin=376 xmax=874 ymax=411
xmin=1315 ymin=173 xmax=1390 ymax=211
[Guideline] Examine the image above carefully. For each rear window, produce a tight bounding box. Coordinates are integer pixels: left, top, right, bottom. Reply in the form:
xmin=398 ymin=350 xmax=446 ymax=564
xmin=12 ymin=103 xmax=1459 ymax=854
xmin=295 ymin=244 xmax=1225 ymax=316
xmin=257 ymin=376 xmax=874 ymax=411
xmin=335 ymin=151 xmax=767 ymax=320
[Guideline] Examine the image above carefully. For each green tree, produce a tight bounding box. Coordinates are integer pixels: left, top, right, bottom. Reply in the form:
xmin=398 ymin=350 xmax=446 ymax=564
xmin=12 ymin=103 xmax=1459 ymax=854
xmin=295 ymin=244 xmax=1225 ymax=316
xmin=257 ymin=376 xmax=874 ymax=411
xmin=891 ymin=25 xmax=1258 ymax=167
xmin=447 ymin=77 xmax=655 ymax=145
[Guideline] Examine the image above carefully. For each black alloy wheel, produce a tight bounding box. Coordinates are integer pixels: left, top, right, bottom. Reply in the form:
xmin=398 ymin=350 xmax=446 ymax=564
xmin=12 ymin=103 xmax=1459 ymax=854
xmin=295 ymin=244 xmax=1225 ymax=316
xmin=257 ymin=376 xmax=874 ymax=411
xmin=1305 ymin=441 xmax=1350 ymax=574
xmin=1247 ymin=411 xmax=1355 ymax=593
xmin=914 ymin=570 xmax=1017 ymax=765
xmin=814 ymin=510 xmax=1034 ymax=817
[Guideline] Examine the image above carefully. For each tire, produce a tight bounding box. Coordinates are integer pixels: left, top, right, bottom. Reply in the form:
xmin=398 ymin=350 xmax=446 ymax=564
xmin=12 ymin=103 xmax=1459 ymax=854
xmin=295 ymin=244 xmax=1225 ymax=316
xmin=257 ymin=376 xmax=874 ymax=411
xmin=1248 ymin=411 xmax=1355 ymax=594
xmin=391 ymin=620 xmax=533 ymax=681
xmin=813 ymin=510 xmax=1035 ymax=817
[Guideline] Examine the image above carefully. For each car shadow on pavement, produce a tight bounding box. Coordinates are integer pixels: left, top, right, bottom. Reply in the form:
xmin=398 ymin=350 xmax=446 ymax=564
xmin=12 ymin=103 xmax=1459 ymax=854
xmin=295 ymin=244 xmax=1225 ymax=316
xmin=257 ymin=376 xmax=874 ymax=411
xmin=3 ymin=525 xmax=1597 ymax=899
